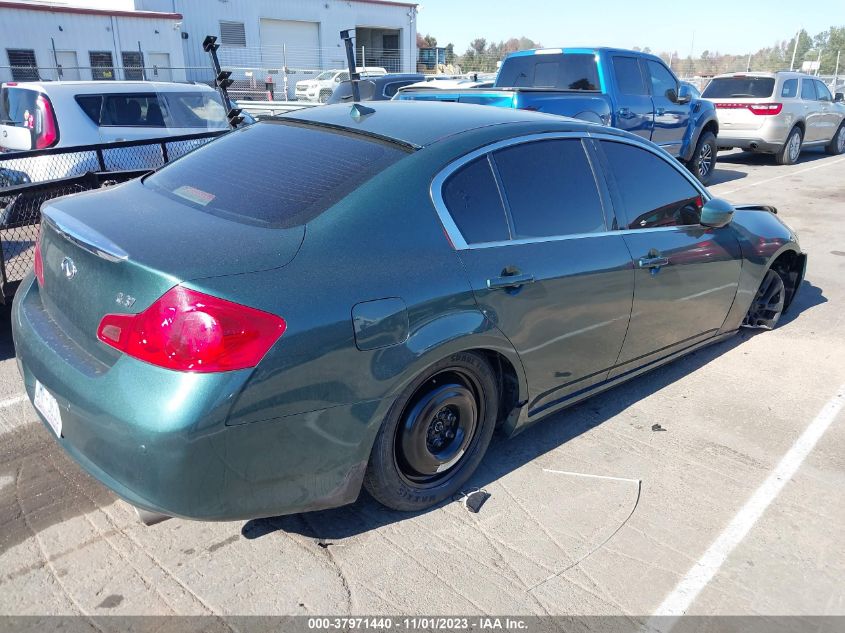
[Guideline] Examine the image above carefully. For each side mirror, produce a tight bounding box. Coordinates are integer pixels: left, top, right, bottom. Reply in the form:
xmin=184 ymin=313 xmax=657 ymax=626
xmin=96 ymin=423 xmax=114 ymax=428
xmin=836 ymin=92 xmax=844 ymax=102
xmin=676 ymin=84 xmax=692 ymax=104
xmin=700 ymin=198 xmax=735 ymax=228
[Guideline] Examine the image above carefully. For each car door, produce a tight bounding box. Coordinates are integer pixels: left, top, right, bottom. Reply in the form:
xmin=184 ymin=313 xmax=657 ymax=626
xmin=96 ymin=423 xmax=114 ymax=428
xmin=594 ymin=139 xmax=742 ymax=376
xmin=434 ymin=136 xmax=634 ymax=415
xmin=610 ymin=55 xmax=654 ymax=140
xmin=814 ymin=80 xmax=838 ymax=141
xmin=646 ymin=60 xmax=689 ymax=156
xmin=800 ymin=78 xmax=823 ymax=142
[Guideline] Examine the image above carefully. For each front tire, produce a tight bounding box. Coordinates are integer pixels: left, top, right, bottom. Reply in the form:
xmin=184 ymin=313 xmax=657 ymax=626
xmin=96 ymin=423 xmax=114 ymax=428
xmin=363 ymin=352 xmax=498 ymax=511
xmin=776 ymin=127 xmax=803 ymax=165
xmin=825 ymin=122 xmax=845 ymax=155
xmin=319 ymin=90 xmax=332 ymax=104
xmin=743 ymin=269 xmax=786 ymax=329
xmin=688 ymin=131 xmax=718 ymax=185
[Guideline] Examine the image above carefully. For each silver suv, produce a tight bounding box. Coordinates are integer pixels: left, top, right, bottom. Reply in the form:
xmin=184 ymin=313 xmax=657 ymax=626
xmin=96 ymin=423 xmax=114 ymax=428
xmin=703 ymin=71 xmax=845 ymax=164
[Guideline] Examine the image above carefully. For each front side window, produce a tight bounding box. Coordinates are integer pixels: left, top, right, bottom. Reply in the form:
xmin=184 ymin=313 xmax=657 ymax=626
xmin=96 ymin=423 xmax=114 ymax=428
xmin=613 ymin=56 xmax=647 ymax=95
xmin=815 ymin=80 xmax=833 ymax=102
xmin=800 ymin=79 xmax=817 ymax=101
xmin=493 ymin=139 xmax=606 ymax=238
xmin=600 ymin=141 xmax=701 ymax=229
xmin=647 ymin=61 xmax=678 ymax=100
xmin=161 ymin=92 xmax=228 ymax=129
xmin=781 ymin=78 xmax=799 ymax=98
xmin=145 ymin=122 xmax=410 ymax=228
xmin=7 ymin=49 xmax=39 ymax=81
xmin=442 ymin=157 xmax=510 ymax=244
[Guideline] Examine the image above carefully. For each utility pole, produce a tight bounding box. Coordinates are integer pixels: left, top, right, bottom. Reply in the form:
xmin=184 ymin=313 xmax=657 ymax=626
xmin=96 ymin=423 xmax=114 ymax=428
xmin=790 ymin=27 xmax=801 ymax=71
xmin=814 ymin=48 xmax=823 ymax=76
xmin=834 ymin=50 xmax=841 ymax=94
xmin=746 ymin=52 xmax=752 ymax=72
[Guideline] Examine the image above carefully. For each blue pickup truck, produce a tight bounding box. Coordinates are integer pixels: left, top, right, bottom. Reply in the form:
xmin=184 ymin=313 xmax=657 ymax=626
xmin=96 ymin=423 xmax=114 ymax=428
xmin=396 ymin=47 xmax=720 ymax=183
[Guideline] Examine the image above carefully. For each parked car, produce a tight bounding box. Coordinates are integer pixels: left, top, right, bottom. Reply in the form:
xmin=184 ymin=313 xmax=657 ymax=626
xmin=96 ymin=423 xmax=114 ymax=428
xmin=395 ymin=47 xmax=720 ymax=183
xmin=13 ymin=101 xmax=805 ymax=522
xmin=702 ymin=71 xmax=845 ymax=164
xmin=295 ymin=67 xmax=387 ymax=103
xmin=327 ymin=73 xmax=425 ymax=104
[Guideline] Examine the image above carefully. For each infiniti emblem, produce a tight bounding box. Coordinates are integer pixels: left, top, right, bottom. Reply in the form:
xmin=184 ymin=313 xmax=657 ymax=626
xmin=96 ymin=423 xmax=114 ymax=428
xmin=60 ymin=257 xmax=77 ymax=280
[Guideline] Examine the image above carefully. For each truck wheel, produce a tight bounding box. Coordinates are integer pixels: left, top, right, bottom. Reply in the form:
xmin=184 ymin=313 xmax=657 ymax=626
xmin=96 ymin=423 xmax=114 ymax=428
xmin=688 ymin=131 xmax=717 ymax=185
xmin=776 ymin=127 xmax=803 ymax=165
xmin=319 ymin=90 xmax=332 ymax=104
xmin=825 ymin=123 xmax=845 ymax=155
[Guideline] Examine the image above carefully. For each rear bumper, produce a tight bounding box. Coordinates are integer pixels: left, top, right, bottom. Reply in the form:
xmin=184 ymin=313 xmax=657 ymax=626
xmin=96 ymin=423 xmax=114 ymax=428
xmin=717 ymin=117 xmax=793 ymax=152
xmin=11 ymin=276 xmax=375 ymax=520
xmin=716 ymin=136 xmax=784 ymax=152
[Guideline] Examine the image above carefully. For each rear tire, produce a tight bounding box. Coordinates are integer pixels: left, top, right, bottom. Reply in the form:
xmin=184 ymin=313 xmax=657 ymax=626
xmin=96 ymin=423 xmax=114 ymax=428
xmin=363 ymin=352 xmax=498 ymax=511
xmin=776 ymin=127 xmax=803 ymax=165
xmin=687 ymin=131 xmax=718 ymax=185
xmin=825 ymin=123 xmax=845 ymax=155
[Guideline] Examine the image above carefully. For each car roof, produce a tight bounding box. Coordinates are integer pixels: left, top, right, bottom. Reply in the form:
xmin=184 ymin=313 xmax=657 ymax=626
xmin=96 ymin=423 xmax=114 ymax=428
xmin=507 ymin=47 xmax=668 ymax=65
xmin=281 ymin=100 xmax=608 ymax=148
xmin=710 ymin=71 xmax=810 ymax=79
xmin=1 ymin=81 xmax=217 ymax=94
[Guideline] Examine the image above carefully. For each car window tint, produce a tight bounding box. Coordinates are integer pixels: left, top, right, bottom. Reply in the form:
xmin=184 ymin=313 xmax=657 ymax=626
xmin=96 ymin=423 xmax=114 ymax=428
xmin=601 ymin=141 xmax=701 ymax=229
xmin=702 ymin=77 xmax=775 ymax=98
xmin=496 ymin=53 xmax=599 ymax=90
xmin=442 ymin=157 xmax=510 ymax=244
xmin=75 ymin=95 xmax=102 ymax=124
xmin=613 ymin=57 xmax=647 ymax=95
xmin=647 ymin=61 xmax=677 ymax=100
xmin=800 ymin=79 xmax=817 ymax=100
xmin=160 ymin=92 xmax=228 ymax=129
xmin=781 ymin=78 xmax=799 ymax=98
xmin=145 ymin=122 xmax=410 ymax=229
xmin=493 ymin=139 xmax=605 ymax=238
xmin=815 ymin=80 xmax=833 ymax=102
xmin=101 ymin=94 xmax=164 ymax=126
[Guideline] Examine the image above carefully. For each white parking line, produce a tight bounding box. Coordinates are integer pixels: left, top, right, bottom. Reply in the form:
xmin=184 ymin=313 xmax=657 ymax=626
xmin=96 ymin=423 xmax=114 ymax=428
xmin=718 ymin=156 xmax=845 ymax=197
xmin=0 ymin=393 xmax=32 ymax=436
xmin=649 ymin=383 xmax=845 ymax=630
xmin=0 ymin=394 xmax=27 ymax=409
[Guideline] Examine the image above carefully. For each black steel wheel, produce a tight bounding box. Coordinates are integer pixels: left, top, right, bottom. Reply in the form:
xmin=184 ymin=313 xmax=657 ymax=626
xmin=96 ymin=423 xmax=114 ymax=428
xmin=743 ymin=269 xmax=786 ymax=329
xmin=364 ymin=352 xmax=498 ymax=511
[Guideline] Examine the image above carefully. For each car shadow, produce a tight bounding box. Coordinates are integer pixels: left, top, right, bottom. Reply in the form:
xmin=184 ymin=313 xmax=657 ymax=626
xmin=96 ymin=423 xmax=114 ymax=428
xmin=718 ymin=146 xmax=830 ymax=166
xmin=779 ymin=279 xmax=826 ymax=327
xmin=709 ymin=168 xmax=747 ymax=186
xmin=0 ymin=303 xmax=14 ymax=361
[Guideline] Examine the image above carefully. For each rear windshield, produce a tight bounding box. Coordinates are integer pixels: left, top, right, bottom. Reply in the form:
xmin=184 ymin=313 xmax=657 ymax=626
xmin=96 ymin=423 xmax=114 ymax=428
xmin=145 ymin=121 xmax=410 ymax=228
xmin=0 ymin=87 xmax=38 ymax=125
xmin=702 ymin=77 xmax=775 ymax=99
xmin=496 ymin=53 xmax=600 ymax=90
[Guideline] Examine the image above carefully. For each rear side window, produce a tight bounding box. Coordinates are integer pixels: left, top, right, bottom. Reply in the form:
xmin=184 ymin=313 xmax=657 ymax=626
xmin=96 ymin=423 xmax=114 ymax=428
xmin=801 ymin=79 xmax=817 ymax=100
xmin=702 ymin=76 xmax=775 ymax=98
xmin=101 ymin=94 xmax=163 ymax=126
xmin=442 ymin=157 xmax=510 ymax=244
xmin=497 ymin=53 xmax=599 ymax=91
xmin=781 ymin=79 xmax=799 ymax=98
xmin=494 ymin=139 xmax=605 ymax=238
xmin=600 ymin=141 xmax=701 ymax=229
xmin=145 ymin=122 xmax=410 ymax=228
xmin=75 ymin=95 xmax=103 ymax=124
xmin=613 ymin=57 xmax=647 ymax=95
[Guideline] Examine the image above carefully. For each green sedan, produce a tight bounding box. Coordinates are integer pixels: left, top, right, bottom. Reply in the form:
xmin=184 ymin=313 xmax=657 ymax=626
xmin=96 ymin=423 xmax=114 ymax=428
xmin=12 ymin=101 xmax=806 ymax=522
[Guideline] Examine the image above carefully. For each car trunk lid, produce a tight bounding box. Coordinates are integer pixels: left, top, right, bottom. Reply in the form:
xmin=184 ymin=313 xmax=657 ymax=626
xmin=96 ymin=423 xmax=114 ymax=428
xmin=37 ymin=180 xmax=304 ymax=359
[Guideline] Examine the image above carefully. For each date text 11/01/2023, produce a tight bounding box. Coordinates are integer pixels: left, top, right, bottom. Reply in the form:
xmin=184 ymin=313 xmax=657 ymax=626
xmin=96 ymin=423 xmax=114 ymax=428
xmin=307 ymin=617 xmax=529 ymax=630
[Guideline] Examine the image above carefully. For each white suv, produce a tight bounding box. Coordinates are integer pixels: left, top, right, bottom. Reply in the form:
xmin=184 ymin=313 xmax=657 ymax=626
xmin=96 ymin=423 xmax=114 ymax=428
xmin=703 ymin=71 xmax=845 ymax=164
xmin=295 ymin=67 xmax=386 ymax=103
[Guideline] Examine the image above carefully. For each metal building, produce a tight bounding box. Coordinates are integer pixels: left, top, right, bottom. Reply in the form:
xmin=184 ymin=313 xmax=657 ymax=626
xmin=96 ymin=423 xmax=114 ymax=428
xmin=0 ymin=0 xmax=187 ymax=83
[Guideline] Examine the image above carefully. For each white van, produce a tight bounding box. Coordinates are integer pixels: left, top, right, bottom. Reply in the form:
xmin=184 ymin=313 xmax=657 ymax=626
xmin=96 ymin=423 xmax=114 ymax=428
xmin=295 ymin=67 xmax=387 ymax=103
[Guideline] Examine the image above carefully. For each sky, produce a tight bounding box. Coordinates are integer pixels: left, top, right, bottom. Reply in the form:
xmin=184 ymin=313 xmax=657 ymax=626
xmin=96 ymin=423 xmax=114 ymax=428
xmin=415 ymin=0 xmax=843 ymax=56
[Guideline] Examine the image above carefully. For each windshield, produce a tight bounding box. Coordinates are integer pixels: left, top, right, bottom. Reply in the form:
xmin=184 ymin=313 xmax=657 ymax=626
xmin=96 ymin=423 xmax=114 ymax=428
xmin=702 ymin=77 xmax=775 ymax=99
xmin=316 ymin=71 xmax=336 ymax=81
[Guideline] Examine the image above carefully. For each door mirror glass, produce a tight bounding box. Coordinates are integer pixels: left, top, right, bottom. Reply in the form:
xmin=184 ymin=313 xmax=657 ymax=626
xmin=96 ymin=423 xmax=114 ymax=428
xmin=676 ymin=83 xmax=692 ymax=104
xmin=700 ymin=198 xmax=735 ymax=228
xmin=836 ymin=92 xmax=844 ymax=102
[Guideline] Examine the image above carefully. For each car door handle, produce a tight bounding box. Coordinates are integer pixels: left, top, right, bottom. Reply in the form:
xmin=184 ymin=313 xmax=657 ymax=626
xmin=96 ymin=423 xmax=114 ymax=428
xmin=638 ymin=256 xmax=669 ymax=269
xmin=656 ymin=107 xmax=666 ymax=116
xmin=487 ymin=272 xmax=535 ymax=290
xmin=617 ymin=107 xmax=631 ymax=118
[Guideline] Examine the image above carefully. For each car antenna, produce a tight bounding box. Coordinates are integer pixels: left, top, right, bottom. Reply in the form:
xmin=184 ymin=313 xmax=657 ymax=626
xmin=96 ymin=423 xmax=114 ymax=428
xmin=340 ymin=29 xmax=375 ymax=119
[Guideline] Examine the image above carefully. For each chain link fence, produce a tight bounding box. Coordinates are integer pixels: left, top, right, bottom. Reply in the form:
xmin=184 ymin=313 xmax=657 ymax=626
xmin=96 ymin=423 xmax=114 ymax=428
xmin=0 ymin=131 xmax=225 ymax=302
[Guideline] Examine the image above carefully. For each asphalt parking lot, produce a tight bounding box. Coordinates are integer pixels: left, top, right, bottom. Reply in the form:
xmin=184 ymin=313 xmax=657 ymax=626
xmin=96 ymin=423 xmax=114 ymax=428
xmin=1 ymin=148 xmax=844 ymax=625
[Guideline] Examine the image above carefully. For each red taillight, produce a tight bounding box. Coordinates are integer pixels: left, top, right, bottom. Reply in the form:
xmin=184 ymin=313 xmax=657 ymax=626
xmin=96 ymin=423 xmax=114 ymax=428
xmin=33 ymin=229 xmax=45 ymax=287
xmin=97 ymin=287 xmax=286 ymax=373
xmin=34 ymin=95 xmax=58 ymax=149
xmin=715 ymin=102 xmax=783 ymax=115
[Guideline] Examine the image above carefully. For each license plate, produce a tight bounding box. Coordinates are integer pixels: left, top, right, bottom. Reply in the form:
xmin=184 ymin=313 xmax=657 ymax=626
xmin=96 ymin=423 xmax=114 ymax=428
xmin=34 ymin=380 xmax=62 ymax=438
